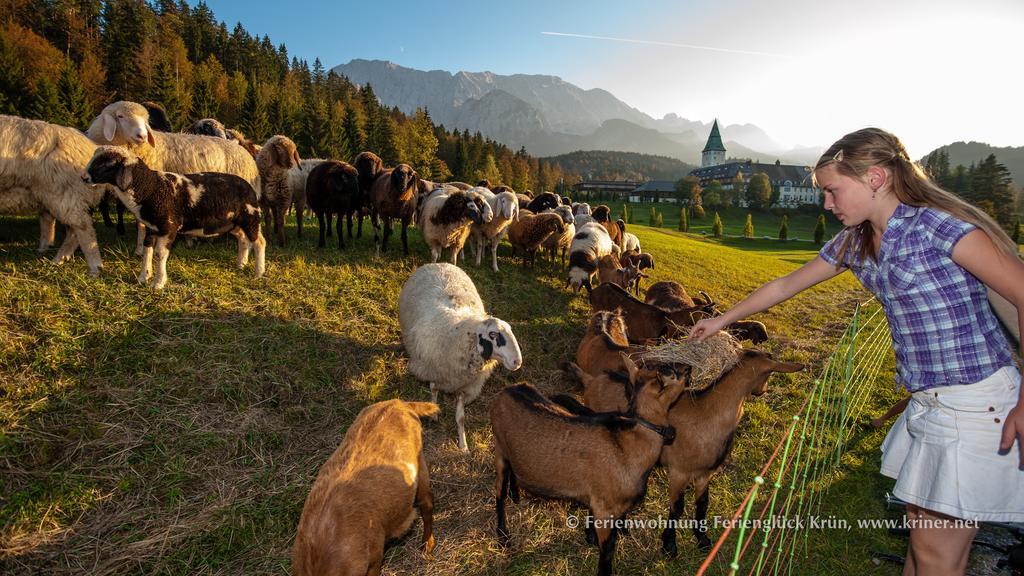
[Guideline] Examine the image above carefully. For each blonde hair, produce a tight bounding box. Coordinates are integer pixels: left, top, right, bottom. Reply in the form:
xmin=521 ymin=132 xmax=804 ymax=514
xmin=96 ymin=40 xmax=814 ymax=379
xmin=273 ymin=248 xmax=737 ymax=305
xmin=814 ymin=127 xmax=1015 ymax=266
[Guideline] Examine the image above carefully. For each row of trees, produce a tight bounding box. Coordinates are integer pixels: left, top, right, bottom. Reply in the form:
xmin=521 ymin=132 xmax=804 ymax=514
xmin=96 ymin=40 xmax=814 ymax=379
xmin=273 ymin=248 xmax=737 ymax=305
xmin=923 ymin=150 xmax=1018 ymax=231
xmin=674 ymin=173 xmax=777 ymax=209
xmin=0 ymin=0 xmax=577 ymax=190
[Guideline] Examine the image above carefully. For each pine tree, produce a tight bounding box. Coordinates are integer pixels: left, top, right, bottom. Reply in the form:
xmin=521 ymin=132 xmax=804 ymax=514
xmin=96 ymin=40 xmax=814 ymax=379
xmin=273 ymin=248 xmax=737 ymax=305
xmin=712 ymin=212 xmax=723 ymax=238
xmin=743 ymin=214 xmax=754 ymax=238
xmin=655 ymin=211 xmax=664 ymax=228
xmin=57 ymin=60 xmax=92 ymax=130
xmin=649 ymin=206 xmax=657 ymax=225
xmin=621 ymin=203 xmax=630 ymax=223
xmin=779 ymin=215 xmax=789 ymax=241
xmin=29 ymin=78 xmax=61 ymax=123
xmin=377 ymin=115 xmax=401 ymax=166
xmin=342 ymin=105 xmax=364 ymax=155
xmin=693 ymin=204 xmax=705 ymax=219
xmin=0 ymin=34 xmax=28 ymax=115
xmin=814 ymin=214 xmax=826 ymax=244
xmin=241 ymin=80 xmax=270 ymax=143
xmin=191 ymin=74 xmax=218 ymax=119
xmin=679 ymin=207 xmax=688 ymax=232
xmin=152 ymin=60 xmax=180 ymax=129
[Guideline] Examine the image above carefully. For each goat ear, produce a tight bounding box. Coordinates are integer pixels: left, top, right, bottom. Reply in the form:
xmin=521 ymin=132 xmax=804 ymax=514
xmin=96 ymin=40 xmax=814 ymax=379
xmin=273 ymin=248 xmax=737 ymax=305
xmin=769 ymin=359 xmax=805 ymax=374
xmin=102 ymin=112 xmax=116 ymax=142
xmin=620 ymin=352 xmax=638 ymax=383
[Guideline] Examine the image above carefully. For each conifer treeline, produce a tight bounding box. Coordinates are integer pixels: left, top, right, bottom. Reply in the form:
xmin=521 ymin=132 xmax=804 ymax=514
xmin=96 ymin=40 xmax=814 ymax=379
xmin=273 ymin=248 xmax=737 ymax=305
xmin=0 ymin=0 xmax=576 ymax=190
xmin=923 ymin=149 xmax=1018 ymax=230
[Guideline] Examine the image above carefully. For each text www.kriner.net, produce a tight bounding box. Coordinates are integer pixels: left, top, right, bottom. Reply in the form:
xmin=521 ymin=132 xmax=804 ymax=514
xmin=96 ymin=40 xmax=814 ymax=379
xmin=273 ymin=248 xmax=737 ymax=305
xmin=564 ymin=514 xmax=982 ymax=532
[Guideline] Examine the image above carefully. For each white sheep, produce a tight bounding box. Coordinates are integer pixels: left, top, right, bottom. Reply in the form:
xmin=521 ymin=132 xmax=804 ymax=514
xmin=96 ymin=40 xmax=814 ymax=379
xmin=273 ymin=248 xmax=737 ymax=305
xmin=567 ymin=222 xmax=616 ymax=293
xmin=418 ymin=190 xmax=493 ymax=264
xmin=0 ymin=115 xmax=105 ymax=275
xmin=622 ymin=231 xmax=641 ymax=253
xmin=86 ymin=101 xmax=261 ymax=254
xmin=469 ymin=186 xmax=519 ymax=272
xmin=287 ymin=158 xmax=326 ymax=237
xmin=399 ymin=263 xmax=522 ymax=451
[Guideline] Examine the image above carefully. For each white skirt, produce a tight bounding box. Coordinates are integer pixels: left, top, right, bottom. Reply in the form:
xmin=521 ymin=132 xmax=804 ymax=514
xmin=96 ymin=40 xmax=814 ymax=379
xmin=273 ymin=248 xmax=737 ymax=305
xmin=880 ymin=365 xmax=1024 ymax=522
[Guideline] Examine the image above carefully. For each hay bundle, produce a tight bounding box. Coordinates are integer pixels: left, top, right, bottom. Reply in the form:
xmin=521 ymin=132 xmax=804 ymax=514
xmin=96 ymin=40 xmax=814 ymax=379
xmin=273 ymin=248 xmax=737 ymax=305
xmin=636 ymin=330 xmax=741 ymax=390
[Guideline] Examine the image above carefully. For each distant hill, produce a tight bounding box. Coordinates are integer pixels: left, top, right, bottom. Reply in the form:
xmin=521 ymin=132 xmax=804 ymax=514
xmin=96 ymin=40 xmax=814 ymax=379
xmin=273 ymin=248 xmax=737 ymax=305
xmin=543 ymin=151 xmax=697 ymax=181
xmin=923 ymin=141 xmax=1024 ymax=186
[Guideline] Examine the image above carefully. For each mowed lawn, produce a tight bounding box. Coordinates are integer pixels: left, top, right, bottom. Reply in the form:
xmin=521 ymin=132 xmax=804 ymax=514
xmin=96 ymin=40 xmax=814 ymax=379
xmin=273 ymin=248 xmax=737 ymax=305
xmin=0 ymin=214 xmax=907 ymax=575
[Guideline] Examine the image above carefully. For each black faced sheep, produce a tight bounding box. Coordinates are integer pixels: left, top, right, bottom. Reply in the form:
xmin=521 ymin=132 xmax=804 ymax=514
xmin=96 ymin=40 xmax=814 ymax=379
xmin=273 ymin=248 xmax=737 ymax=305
xmin=467 ymin=187 xmax=519 ymax=272
xmin=399 ymin=264 xmax=522 ymax=451
xmin=84 ymin=147 xmax=265 ymax=290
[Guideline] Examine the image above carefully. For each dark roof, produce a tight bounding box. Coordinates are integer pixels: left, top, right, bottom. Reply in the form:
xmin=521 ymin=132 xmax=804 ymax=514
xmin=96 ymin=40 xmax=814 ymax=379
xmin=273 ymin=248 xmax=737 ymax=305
xmin=702 ymin=119 xmax=726 ymax=153
xmin=572 ymin=180 xmax=644 ymax=191
xmin=690 ymin=161 xmax=816 ymax=187
xmin=633 ymin=180 xmax=677 ymax=193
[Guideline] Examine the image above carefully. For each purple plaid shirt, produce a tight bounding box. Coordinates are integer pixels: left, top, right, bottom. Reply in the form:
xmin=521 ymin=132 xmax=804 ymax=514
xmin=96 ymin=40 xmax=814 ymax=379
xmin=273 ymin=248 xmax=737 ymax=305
xmin=819 ymin=203 xmax=1015 ymax=392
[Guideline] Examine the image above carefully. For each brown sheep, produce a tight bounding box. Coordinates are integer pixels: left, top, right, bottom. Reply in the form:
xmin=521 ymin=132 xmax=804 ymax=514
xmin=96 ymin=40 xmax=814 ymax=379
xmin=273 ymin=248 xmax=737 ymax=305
xmin=491 ymin=356 xmax=686 ymax=576
xmin=370 ymin=164 xmax=420 ymax=255
xmin=447 ymin=181 xmax=473 ymax=191
xmin=293 ymin=399 xmax=439 ymax=576
xmin=574 ymin=349 xmax=803 ymax=552
xmin=507 ymin=212 xmax=564 ymax=268
xmin=256 ymin=135 xmax=302 ymax=247
xmin=576 ymin=310 xmax=632 ymax=377
xmin=305 ymin=160 xmax=361 ymax=250
xmin=590 ymin=283 xmax=710 ymax=344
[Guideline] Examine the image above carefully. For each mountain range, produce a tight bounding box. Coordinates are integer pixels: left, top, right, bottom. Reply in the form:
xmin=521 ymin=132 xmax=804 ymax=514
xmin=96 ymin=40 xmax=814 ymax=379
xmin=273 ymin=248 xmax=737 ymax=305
xmin=332 ymin=59 xmax=821 ymax=166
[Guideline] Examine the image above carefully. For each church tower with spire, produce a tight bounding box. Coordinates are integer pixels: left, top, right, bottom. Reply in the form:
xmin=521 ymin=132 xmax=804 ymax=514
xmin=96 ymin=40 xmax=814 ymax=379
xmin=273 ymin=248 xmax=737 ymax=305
xmin=701 ymin=119 xmax=726 ymax=168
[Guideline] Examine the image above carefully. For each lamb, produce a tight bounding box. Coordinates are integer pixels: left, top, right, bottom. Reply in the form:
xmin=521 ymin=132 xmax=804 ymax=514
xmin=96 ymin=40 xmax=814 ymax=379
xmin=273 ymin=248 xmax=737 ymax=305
xmin=575 ymin=310 xmax=632 ymax=377
xmin=574 ymin=349 xmax=803 ymax=552
xmin=469 ymin=186 xmax=519 ymax=272
xmin=287 ymin=158 xmax=327 ymax=238
xmin=87 ymin=101 xmax=260 ymax=255
xmin=541 ymin=204 xmax=576 ymax=268
xmin=589 ymin=283 xmax=711 ymax=344
xmin=399 ymin=263 xmax=522 ymax=451
xmin=292 ymin=399 xmax=439 ymax=576
xmin=566 ymin=222 xmax=616 ymax=293
xmin=622 ymin=232 xmax=640 ymax=254
xmin=506 ymin=212 xmax=565 ymax=268
xmin=183 ymin=118 xmax=228 ymax=139
xmin=524 ymin=191 xmax=560 ymax=213
xmin=596 ymin=254 xmax=646 ymax=291
xmin=0 ymin=115 xmax=104 ymax=275
xmin=371 ymin=164 xmax=419 ymax=256
xmin=254 ymin=135 xmax=302 ymax=247
xmin=491 ymin=356 xmax=686 ymax=576
xmin=418 ymin=190 xmax=492 ymax=264
xmin=84 ymin=147 xmax=265 ymax=290
xmin=304 ymin=160 xmax=361 ymax=249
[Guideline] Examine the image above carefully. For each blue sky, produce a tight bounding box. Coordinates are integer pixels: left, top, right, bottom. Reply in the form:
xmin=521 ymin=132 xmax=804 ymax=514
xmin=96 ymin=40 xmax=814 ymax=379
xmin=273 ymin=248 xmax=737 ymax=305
xmin=198 ymin=0 xmax=1024 ymax=156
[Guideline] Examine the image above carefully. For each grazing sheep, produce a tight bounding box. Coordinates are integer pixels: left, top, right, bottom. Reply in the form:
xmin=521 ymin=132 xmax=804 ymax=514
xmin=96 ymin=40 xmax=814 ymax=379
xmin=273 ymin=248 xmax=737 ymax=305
xmin=84 ymin=147 xmax=265 ymax=289
xmin=413 ymin=179 xmax=460 ymax=226
xmin=590 ymin=283 xmax=711 ymax=344
xmin=506 ymin=212 xmax=565 ymax=268
xmin=255 ymin=135 xmax=301 ymax=247
xmin=469 ymin=187 xmax=519 ymax=272
xmin=87 ymin=101 xmax=260 ymax=255
xmin=183 ymin=118 xmax=228 ymax=139
xmin=0 ymin=115 xmax=104 ymax=274
xmin=287 ymin=158 xmax=327 ymax=238
xmin=399 ymin=263 xmax=522 ymax=451
xmin=371 ymin=164 xmax=419 ymax=256
xmin=305 ymin=160 xmax=361 ymax=249
xmin=597 ymin=254 xmax=645 ymax=291
xmin=561 ymin=195 xmax=572 ymax=206
xmin=525 ymin=191 xmax=560 ymax=213
xmin=567 ymin=222 xmax=616 ymax=293
xmin=576 ymin=310 xmax=632 ymax=377
xmin=622 ymin=232 xmax=640 ymax=254
xmin=476 ymin=179 xmax=492 ymax=188
xmin=293 ymin=399 xmax=439 ymax=576
xmin=418 ymin=190 xmax=492 ymax=264
xmin=492 ymin=356 xmax=686 ymax=576
xmin=577 ymin=349 xmax=803 ymax=552
xmin=541 ymin=205 xmax=576 ymax=268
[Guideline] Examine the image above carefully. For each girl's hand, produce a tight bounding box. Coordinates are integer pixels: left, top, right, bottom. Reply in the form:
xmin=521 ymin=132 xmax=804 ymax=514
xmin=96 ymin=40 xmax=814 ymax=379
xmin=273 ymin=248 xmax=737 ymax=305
xmin=1000 ymin=402 xmax=1024 ymax=468
xmin=689 ymin=316 xmax=730 ymax=342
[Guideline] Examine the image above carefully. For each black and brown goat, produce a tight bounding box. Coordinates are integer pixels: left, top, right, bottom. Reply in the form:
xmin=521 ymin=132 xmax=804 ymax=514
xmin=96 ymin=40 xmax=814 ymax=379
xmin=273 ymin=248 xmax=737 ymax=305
xmin=644 ymin=282 xmax=769 ymax=344
xmin=575 ymin=349 xmax=803 ymax=552
xmin=293 ymin=399 xmax=439 ymax=576
xmin=370 ymin=164 xmax=420 ymax=255
xmin=305 ymin=160 xmax=361 ymax=250
xmin=620 ymin=251 xmax=655 ymax=295
xmin=491 ymin=355 xmax=686 ymax=576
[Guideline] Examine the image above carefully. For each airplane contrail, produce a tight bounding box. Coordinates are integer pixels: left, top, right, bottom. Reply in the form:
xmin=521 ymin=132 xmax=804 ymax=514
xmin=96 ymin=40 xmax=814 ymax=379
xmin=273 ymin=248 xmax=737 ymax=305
xmin=541 ymin=31 xmax=789 ymax=59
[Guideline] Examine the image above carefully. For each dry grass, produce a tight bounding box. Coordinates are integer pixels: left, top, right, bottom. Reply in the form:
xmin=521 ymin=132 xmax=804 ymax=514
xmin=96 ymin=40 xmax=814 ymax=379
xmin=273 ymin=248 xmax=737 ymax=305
xmin=0 ymin=215 xmax=911 ymax=575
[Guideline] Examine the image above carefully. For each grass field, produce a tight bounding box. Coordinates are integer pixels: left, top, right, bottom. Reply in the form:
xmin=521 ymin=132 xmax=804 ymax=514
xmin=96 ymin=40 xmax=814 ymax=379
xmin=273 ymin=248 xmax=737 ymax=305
xmin=0 ymin=214 xmax=912 ymax=575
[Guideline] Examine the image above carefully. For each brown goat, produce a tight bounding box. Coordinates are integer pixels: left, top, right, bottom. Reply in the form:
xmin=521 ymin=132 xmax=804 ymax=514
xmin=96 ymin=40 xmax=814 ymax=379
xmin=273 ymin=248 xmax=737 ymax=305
xmin=590 ymin=283 xmax=710 ymax=344
xmin=620 ymin=251 xmax=654 ymax=295
xmin=507 ymin=212 xmax=564 ymax=268
xmin=370 ymin=164 xmax=420 ymax=256
xmin=645 ymin=281 xmax=698 ymax=309
xmin=575 ymin=349 xmax=803 ymax=553
xmin=597 ymin=254 xmax=646 ymax=291
xmin=576 ymin=310 xmax=632 ymax=376
xmin=293 ymin=399 xmax=440 ymax=576
xmin=643 ymin=282 xmax=769 ymax=344
xmin=491 ymin=356 xmax=686 ymax=576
